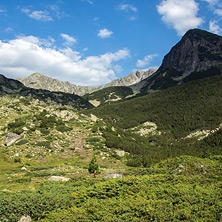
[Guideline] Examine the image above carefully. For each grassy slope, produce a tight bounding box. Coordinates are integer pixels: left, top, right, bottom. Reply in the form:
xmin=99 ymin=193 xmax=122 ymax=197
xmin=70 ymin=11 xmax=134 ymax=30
xmin=0 ymin=94 xmax=128 ymax=192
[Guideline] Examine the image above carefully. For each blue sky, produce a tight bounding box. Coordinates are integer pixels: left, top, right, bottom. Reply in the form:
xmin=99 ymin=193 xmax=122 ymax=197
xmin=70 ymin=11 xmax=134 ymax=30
xmin=0 ymin=0 xmax=221 ymax=86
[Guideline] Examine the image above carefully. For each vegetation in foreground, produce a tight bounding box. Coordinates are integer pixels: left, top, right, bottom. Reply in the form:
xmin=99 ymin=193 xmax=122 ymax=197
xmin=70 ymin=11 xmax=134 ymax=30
xmin=0 ymin=155 xmax=221 ymax=221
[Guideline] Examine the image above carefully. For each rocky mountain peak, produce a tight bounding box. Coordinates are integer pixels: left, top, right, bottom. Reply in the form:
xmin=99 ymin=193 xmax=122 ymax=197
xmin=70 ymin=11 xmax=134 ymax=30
xmin=132 ymin=29 xmax=222 ymax=94
xmin=158 ymin=29 xmax=222 ymax=74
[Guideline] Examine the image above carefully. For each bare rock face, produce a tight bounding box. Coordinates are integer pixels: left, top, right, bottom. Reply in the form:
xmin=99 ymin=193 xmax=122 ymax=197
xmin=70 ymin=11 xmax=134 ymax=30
xmin=138 ymin=29 xmax=222 ymax=93
xmin=159 ymin=29 xmax=222 ymax=73
xmin=5 ymin=133 xmax=21 ymax=146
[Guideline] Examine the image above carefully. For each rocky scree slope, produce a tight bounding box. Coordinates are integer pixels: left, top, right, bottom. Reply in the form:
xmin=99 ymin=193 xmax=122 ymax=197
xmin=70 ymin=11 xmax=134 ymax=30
xmin=132 ymin=29 xmax=222 ymax=94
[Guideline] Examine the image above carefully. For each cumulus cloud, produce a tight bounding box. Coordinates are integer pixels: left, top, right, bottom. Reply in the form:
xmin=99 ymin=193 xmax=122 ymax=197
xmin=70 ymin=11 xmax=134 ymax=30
xmin=61 ymin=33 xmax=77 ymax=46
xmin=98 ymin=29 xmax=113 ymax=38
xmin=136 ymin=54 xmax=158 ymax=68
xmin=157 ymin=0 xmax=203 ymax=36
xmin=209 ymin=20 xmax=222 ymax=35
xmin=0 ymin=36 xmax=130 ymax=86
xmin=21 ymin=8 xmax=53 ymax=21
xmin=118 ymin=4 xmax=138 ymax=12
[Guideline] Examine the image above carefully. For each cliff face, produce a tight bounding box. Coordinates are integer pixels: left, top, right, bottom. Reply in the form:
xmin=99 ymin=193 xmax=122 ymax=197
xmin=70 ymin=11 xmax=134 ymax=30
xmin=138 ymin=29 xmax=222 ymax=93
xmin=159 ymin=29 xmax=222 ymax=73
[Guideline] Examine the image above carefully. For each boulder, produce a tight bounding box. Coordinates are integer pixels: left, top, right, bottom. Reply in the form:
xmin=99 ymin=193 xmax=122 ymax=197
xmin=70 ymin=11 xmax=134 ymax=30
xmin=18 ymin=215 xmax=32 ymax=222
xmin=104 ymin=173 xmax=124 ymax=179
xmin=48 ymin=176 xmax=70 ymax=182
xmin=114 ymin=150 xmax=125 ymax=157
xmin=5 ymin=133 xmax=21 ymax=146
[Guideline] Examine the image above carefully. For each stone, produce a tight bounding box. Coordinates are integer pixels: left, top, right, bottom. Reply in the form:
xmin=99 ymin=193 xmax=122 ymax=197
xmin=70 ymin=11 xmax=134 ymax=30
xmin=114 ymin=150 xmax=125 ymax=157
xmin=21 ymin=167 xmax=27 ymax=171
xmin=5 ymin=133 xmax=21 ymax=146
xmin=18 ymin=215 xmax=32 ymax=222
xmin=104 ymin=173 xmax=124 ymax=179
xmin=48 ymin=176 xmax=70 ymax=182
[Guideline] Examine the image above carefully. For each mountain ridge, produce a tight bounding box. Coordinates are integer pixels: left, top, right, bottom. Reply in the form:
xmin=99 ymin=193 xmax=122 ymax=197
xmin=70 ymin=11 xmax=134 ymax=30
xmin=18 ymin=69 xmax=157 ymax=96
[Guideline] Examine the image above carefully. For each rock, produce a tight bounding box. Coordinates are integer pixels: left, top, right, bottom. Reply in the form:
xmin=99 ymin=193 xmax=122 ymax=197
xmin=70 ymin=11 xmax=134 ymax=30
xmin=21 ymin=167 xmax=27 ymax=171
xmin=5 ymin=133 xmax=21 ymax=146
xmin=48 ymin=176 xmax=70 ymax=182
xmin=90 ymin=114 xmax=98 ymax=122
xmin=104 ymin=173 xmax=124 ymax=179
xmin=114 ymin=150 xmax=125 ymax=157
xmin=18 ymin=215 xmax=32 ymax=222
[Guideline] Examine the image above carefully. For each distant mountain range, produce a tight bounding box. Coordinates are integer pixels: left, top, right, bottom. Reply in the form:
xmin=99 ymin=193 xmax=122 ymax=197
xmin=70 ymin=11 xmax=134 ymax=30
xmin=18 ymin=69 xmax=156 ymax=96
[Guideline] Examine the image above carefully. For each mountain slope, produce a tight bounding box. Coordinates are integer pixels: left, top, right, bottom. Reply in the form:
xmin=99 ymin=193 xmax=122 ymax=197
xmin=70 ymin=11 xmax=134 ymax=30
xmin=18 ymin=72 xmax=103 ymax=96
xmin=92 ymin=75 xmax=222 ymax=138
xmin=132 ymin=29 xmax=222 ymax=94
xmin=0 ymin=74 xmax=93 ymax=109
xmin=83 ymin=86 xmax=134 ymax=107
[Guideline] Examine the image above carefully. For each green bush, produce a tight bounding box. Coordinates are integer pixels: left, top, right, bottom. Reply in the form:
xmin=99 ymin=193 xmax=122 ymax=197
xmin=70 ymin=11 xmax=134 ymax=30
xmin=35 ymin=141 xmax=51 ymax=149
xmin=16 ymin=139 xmax=28 ymax=145
xmin=13 ymin=157 xmax=21 ymax=163
xmin=56 ymin=125 xmax=72 ymax=132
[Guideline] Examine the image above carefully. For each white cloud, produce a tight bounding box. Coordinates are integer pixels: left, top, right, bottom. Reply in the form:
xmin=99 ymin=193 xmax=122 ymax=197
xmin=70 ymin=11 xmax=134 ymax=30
xmin=136 ymin=54 xmax=158 ymax=68
xmin=118 ymin=4 xmax=138 ymax=12
xmin=61 ymin=33 xmax=77 ymax=46
xmin=0 ymin=36 xmax=130 ymax=86
xmin=214 ymin=8 xmax=222 ymax=16
xmin=21 ymin=8 xmax=53 ymax=21
xmin=157 ymin=0 xmax=203 ymax=36
xmin=209 ymin=20 xmax=222 ymax=35
xmin=98 ymin=29 xmax=113 ymax=38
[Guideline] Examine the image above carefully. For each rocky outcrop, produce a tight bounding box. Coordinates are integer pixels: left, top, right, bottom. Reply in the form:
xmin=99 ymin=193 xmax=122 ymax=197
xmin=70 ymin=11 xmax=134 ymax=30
xmin=5 ymin=133 xmax=21 ymax=146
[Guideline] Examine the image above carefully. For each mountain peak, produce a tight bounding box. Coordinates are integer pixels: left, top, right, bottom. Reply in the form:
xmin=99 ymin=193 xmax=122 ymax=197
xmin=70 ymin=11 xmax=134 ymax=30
xmin=183 ymin=28 xmax=221 ymax=41
xmin=138 ymin=29 xmax=222 ymax=93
